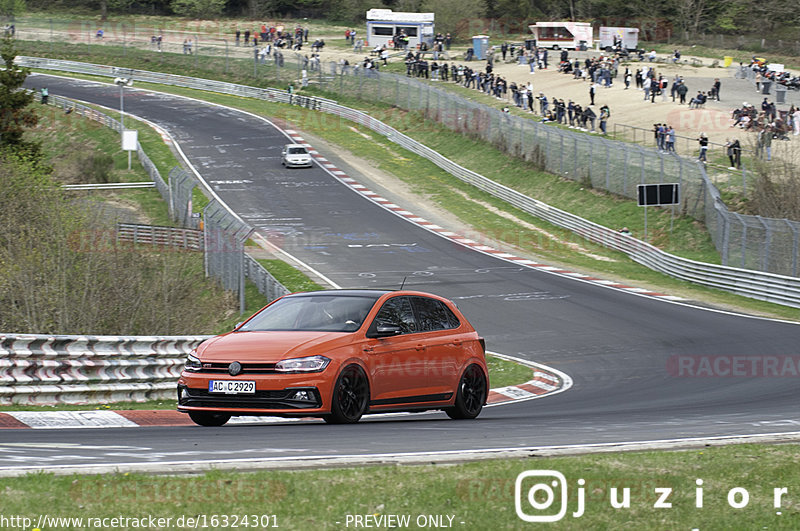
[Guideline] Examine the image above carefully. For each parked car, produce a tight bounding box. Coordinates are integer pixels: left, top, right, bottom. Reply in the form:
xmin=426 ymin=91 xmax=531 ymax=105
xmin=177 ymin=289 xmax=488 ymax=426
xmin=280 ymin=143 xmax=313 ymax=168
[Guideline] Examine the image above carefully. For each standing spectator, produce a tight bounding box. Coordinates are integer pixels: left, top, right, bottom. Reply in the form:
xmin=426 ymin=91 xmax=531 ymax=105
xmin=793 ymin=107 xmax=800 ymax=136
xmin=677 ymin=81 xmax=688 ymax=105
xmin=584 ymin=105 xmax=597 ymax=132
xmin=445 ymin=33 xmax=452 ymax=50
xmin=697 ymin=133 xmax=709 ymax=163
xmin=712 ymin=78 xmax=721 ymax=101
xmin=643 ymin=76 xmax=651 ymax=101
xmin=40 ymin=87 xmax=48 ymax=105
xmin=755 ymin=72 xmax=762 ymax=92
xmin=501 ymin=42 xmax=508 ymax=61
xmin=244 ymin=30 xmax=250 ymax=45
xmin=599 ymin=104 xmax=610 ymax=134
xmin=666 ymin=125 xmax=676 ymax=152
xmin=624 ymin=68 xmax=631 ymax=89
xmin=758 ymin=128 xmax=773 ymax=161
xmin=567 ymin=100 xmax=575 ymax=126
xmin=725 ymin=138 xmax=741 ymax=169
xmin=235 ymin=30 xmax=241 ymax=46
xmin=589 ymin=82 xmax=596 ymax=105
xmin=670 ymin=74 xmax=680 ymax=101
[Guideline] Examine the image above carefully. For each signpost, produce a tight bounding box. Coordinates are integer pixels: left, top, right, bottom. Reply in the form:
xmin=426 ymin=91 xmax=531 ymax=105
xmin=122 ymin=129 xmax=138 ymax=170
xmin=637 ymin=183 xmax=680 ymax=242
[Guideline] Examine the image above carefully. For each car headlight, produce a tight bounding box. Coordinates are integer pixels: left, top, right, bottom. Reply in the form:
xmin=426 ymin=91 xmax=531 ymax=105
xmin=184 ymin=352 xmax=202 ymax=372
xmin=275 ymin=355 xmax=330 ymax=373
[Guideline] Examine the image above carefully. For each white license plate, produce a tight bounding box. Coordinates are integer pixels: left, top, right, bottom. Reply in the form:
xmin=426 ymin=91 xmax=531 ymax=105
xmin=208 ymin=380 xmax=256 ymax=394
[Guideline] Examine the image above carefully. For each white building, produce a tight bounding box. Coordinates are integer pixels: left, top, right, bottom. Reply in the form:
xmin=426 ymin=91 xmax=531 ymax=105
xmin=528 ymin=22 xmax=593 ymax=50
xmin=598 ymin=26 xmax=639 ymax=50
xmin=365 ymin=9 xmax=435 ymax=49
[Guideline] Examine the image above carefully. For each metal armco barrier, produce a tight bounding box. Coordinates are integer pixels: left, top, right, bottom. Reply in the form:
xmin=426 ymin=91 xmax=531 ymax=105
xmin=117 ymin=223 xmax=204 ymax=250
xmin=0 ymin=334 xmax=210 ymax=405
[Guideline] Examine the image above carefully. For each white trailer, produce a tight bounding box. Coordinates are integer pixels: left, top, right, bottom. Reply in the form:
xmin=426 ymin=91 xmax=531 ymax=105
xmin=528 ymin=21 xmax=593 ymax=50
xmin=366 ymin=9 xmax=435 ymax=49
xmin=598 ymin=26 xmax=639 ymax=50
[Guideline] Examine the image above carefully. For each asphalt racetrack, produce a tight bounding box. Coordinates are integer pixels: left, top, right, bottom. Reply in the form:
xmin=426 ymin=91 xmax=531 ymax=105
xmin=6 ymin=73 xmax=800 ymax=473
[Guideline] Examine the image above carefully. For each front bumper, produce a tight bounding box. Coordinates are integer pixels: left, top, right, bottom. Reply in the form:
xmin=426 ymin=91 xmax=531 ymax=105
xmin=177 ymin=384 xmax=322 ymax=411
xmin=284 ymin=158 xmax=313 ymax=167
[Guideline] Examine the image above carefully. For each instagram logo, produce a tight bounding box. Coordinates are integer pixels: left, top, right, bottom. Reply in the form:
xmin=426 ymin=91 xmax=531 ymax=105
xmin=514 ymin=470 xmax=569 ymax=522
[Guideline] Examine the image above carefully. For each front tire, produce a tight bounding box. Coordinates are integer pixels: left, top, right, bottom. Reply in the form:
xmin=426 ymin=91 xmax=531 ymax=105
xmin=446 ymin=364 xmax=487 ymax=420
xmin=327 ymin=365 xmax=369 ymax=424
xmin=188 ymin=411 xmax=231 ymax=427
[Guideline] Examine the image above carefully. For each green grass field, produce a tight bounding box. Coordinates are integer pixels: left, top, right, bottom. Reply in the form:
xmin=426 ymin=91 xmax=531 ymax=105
xmin=2 ymin=443 xmax=798 ymax=529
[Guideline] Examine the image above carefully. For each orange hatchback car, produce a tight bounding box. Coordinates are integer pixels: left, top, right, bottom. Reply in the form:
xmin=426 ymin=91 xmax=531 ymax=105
xmin=178 ymin=289 xmax=488 ymax=426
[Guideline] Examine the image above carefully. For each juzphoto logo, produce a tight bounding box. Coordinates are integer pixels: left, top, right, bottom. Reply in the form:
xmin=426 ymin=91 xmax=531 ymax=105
xmin=515 ymin=470 xmax=792 ymax=523
xmin=514 ymin=470 xmax=569 ymax=522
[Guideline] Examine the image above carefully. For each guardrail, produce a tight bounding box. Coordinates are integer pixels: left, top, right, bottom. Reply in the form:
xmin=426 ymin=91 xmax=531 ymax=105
xmin=117 ymin=223 xmax=204 ymax=250
xmin=0 ymin=334 xmax=209 ymax=405
xmin=62 ymin=182 xmax=156 ymax=190
xmin=18 ymin=56 xmax=800 ymax=309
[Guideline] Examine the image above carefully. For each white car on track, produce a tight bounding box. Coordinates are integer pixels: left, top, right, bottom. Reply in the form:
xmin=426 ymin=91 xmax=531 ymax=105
xmin=281 ymin=143 xmax=313 ymax=168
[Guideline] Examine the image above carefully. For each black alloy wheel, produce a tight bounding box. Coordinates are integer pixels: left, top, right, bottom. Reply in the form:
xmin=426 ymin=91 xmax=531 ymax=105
xmin=188 ymin=411 xmax=232 ymax=427
xmin=327 ymin=365 xmax=369 ymax=424
xmin=446 ymin=364 xmax=487 ymax=420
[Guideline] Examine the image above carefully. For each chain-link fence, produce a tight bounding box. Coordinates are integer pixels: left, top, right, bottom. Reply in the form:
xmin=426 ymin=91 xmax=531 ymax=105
xmin=42 ymin=91 xmax=289 ymax=308
xmin=168 ymin=167 xmax=198 ymax=228
xmin=317 ymin=64 xmax=800 ymax=276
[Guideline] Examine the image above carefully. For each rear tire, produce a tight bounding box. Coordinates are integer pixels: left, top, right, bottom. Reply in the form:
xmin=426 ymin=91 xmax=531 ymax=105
xmin=188 ymin=411 xmax=231 ymax=427
xmin=446 ymin=364 xmax=487 ymax=420
xmin=328 ymin=365 xmax=369 ymax=424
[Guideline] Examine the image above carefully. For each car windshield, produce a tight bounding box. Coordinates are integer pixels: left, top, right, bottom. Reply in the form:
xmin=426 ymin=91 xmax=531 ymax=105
xmin=287 ymin=147 xmax=308 ymax=154
xmin=238 ymin=294 xmax=380 ymax=332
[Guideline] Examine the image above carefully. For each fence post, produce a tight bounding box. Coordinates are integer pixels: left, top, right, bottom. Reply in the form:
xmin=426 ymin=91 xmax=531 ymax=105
xmin=759 ymin=216 xmax=771 ymax=272
xmin=788 ymin=220 xmax=799 ymax=277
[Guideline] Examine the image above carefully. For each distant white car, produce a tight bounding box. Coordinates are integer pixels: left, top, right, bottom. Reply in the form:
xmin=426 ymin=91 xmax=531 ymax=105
xmin=281 ymin=144 xmax=313 ymax=168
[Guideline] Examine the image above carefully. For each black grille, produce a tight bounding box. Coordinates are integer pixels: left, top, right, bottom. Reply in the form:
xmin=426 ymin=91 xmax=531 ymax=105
xmin=198 ymin=362 xmax=278 ymax=374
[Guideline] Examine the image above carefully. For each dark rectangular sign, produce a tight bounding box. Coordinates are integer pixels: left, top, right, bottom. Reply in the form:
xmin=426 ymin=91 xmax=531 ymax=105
xmin=637 ymin=183 xmax=680 ymax=207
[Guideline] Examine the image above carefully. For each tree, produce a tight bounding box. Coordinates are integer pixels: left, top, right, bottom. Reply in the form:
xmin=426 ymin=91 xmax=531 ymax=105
xmin=170 ymin=0 xmax=227 ymax=18
xmin=0 ymin=35 xmax=38 ymax=155
xmin=0 ymin=0 xmax=25 ymax=20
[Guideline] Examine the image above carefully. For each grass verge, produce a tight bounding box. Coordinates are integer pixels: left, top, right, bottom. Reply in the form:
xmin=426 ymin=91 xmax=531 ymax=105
xmin=2 ymin=443 xmax=798 ymax=528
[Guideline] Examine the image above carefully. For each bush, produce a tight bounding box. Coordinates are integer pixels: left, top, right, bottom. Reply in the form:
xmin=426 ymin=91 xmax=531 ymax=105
xmin=0 ymin=151 xmax=234 ymax=335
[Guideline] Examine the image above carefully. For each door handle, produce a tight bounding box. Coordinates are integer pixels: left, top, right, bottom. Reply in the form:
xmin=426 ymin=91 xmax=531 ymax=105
xmin=452 ymin=339 xmax=462 ymax=346
xmin=363 ymin=346 xmax=374 ymax=353
xmin=415 ymin=344 xmax=426 ymax=351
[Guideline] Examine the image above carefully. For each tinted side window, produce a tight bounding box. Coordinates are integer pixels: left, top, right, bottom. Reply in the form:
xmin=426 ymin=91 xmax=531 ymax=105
xmin=374 ymin=297 xmax=417 ymax=334
xmin=412 ymin=297 xmax=460 ymax=332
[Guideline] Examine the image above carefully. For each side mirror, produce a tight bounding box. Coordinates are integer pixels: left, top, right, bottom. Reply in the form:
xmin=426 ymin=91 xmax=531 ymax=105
xmin=374 ymin=324 xmax=402 ymax=338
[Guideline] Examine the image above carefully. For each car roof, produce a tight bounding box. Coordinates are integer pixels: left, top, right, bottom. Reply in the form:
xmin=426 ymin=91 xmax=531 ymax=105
xmin=283 ymin=289 xmax=451 ymax=300
xmin=284 ymin=143 xmax=308 ymax=149
xmin=284 ymin=289 xmax=392 ymax=298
